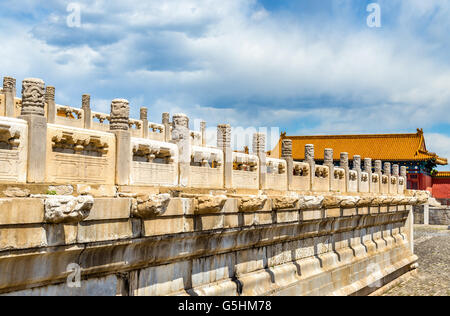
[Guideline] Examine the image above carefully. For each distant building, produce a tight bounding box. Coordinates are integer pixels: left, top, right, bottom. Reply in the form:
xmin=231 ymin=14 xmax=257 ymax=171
xmin=431 ymin=172 xmax=450 ymax=205
xmin=269 ymin=128 xmax=449 ymax=200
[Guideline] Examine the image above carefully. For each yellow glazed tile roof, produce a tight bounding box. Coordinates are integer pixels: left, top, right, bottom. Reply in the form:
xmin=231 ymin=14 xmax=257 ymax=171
xmin=269 ymin=129 xmax=448 ymax=165
xmin=434 ymin=172 xmax=450 ymax=178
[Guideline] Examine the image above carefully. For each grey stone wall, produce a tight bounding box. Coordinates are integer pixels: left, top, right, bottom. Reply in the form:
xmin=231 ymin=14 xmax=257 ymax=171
xmin=414 ymin=205 xmax=450 ymax=225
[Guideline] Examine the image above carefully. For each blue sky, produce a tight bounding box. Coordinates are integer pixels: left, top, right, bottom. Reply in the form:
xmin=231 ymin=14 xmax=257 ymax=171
xmin=1 ymin=0 xmax=450 ymax=169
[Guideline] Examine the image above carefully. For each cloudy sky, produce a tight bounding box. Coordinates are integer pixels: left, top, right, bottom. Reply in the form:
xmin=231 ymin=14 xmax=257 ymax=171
xmin=1 ymin=0 xmax=449 ymax=169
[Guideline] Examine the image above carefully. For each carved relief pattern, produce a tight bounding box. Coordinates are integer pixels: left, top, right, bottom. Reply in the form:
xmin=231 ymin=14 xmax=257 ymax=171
xmin=45 ymin=195 xmax=94 ymax=224
xmin=217 ymin=124 xmax=231 ymax=148
xmin=57 ymin=105 xmax=83 ymax=120
xmin=233 ymin=153 xmax=258 ymax=171
xmin=315 ymin=166 xmax=329 ymax=178
xmin=0 ymin=124 xmax=21 ymax=150
xmin=132 ymin=140 xmax=176 ymax=163
xmin=349 ymin=171 xmax=357 ymax=181
xmin=110 ymin=99 xmax=130 ymax=130
xmin=281 ymin=139 xmax=293 ymax=158
xmin=375 ymin=160 xmax=382 ymax=173
xmin=51 ymin=130 xmax=109 ymax=155
xmin=364 ymin=158 xmax=372 ymax=173
xmin=45 ymin=86 xmax=55 ymax=103
xmin=252 ymin=133 xmax=266 ymax=153
xmin=334 ymin=169 xmax=345 ymax=180
xmin=340 ymin=153 xmax=349 ymax=168
xmin=140 ymin=107 xmax=148 ymax=120
xmin=21 ymin=78 xmax=45 ymax=116
xmin=191 ymin=147 xmax=223 ymax=167
xmin=172 ymin=113 xmax=189 ymax=128
xmin=353 ymin=156 xmax=361 ymax=171
xmin=384 ymin=163 xmax=391 ymax=175
xmin=93 ymin=112 xmax=110 ymax=124
xmin=162 ymin=112 xmax=170 ymax=124
xmin=400 ymin=166 xmax=407 ymax=178
xmin=172 ymin=113 xmax=190 ymax=141
xmin=267 ymin=159 xmax=286 ymax=174
xmin=392 ymin=165 xmax=399 ymax=177
xmin=129 ymin=119 xmax=143 ymax=130
xmin=149 ymin=123 xmax=164 ymax=133
xmin=372 ymin=174 xmax=379 ymax=183
xmin=82 ymin=94 xmax=90 ymax=110
xmin=294 ymin=163 xmax=309 ymax=177
xmin=324 ymin=149 xmax=333 ymax=164
xmin=305 ymin=144 xmax=314 ymax=162
xmin=3 ymin=77 xmax=16 ymax=93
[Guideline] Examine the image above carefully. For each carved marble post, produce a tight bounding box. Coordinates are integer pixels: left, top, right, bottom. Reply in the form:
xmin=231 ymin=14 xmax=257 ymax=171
xmin=200 ymin=121 xmax=206 ymax=147
xmin=172 ymin=113 xmax=191 ymax=187
xmin=375 ymin=160 xmax=383 ymax=192
xmin=304 ymin=144 xmax=315 ymax=190
xmin=384 ymin=162 xmax=391 ymax=177
xmin=364 ymin=158 xmax=373 ymax=191
xmin=392 ymin=164 xmax=400 ymax=194
xmin=162 ymin=112 xmax=171 ymax=142
xmin=392 ymin=164 xmax=399 ymax=177
xmin=3 ymin=76 xmax=16 ymax=117
xmin=19 ymin=78 xmax=47 ymax=182
xmin=324 ymin=148 xmax=334 ymax=191
xmin=340 ymin=152 xmax=349 ymax=192
xmin=384 ymin=162 xmax=391 ymax=193
xmin=253 ymin=133 xmax=266 ymax=190
xmin=400 ymin=166 xmax=407 ymax=178
xmin=400 ymin=166 xmax=407 ymax=189
xmin=110 ymin=99 xmax=131 ymax=185
xmin=140 ymin=107 xmax=149 ymax=139
xmin=82 ymin=94 xmax=92 ymax=129
xmin=218 ymin=124 xmax=232 ymax=189
xmin=282 ymin=139 xmax=293 ymax=190
xmin=45 ymin=86 xmax=56 ymax=124
xmin=353 ymin=155 xmax=362 ymax=192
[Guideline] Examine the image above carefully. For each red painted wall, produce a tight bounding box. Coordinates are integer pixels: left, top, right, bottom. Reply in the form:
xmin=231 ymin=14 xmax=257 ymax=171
xmin=407 ymin=173 xmax=433 ymax=191
xmin=420 ymin=174 xmax=433 ymax=191
xmin=432 ymin=178 xmax=450 ymax=199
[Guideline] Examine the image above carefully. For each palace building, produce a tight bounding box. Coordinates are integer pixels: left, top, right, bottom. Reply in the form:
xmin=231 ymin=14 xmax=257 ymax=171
xmin=269 ymin=128 xmax=449 ymax=203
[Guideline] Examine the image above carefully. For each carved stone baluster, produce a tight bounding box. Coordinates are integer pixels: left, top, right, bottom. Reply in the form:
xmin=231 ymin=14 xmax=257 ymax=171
xmin=82 ymin=94 xmax=92 ymax=129
xmin=353 ymin=155 xmax=362 ymax=192
xmin=3 ymin=76 xmax=16 ymax=117
xmin=364 ymin=158 xmax=373 ymax=191
xmin=305 ymin=144 xmax=315 ymax=190
xmin=110 ymin=99 xmax=131 ymax=185
xmin=374 ymin=160 xmax=383 ymax=192
xmin=172 ymin=113 xmax=191 ymax=187
xmin=218 ymin=124 xmax=232 ymax=189
xmin=340 ymin=152 xmax=349 ymax=193
xmin=392 ymin=164 xmax=400 ymax=193
xmin=384 ymin=162 xmax=391 ymax=177
xmin=253 ymin=133 xmax=266 ymax=190
xmin=200 ymin=121 xmax=206 ymax=147
xmin=19 ymin=78 xmax=47 ymax=182
xmin=45 ymin=86 xmax=56 ymax=124
xmin=162 ymin=113 xmax=171 ymax=142
xmin=282 ymin=139 xmax=293 ymax=190
xmin=140 ymin=107 xmax=149 ymax=139
xmin=324 ymin=148 xmax=334 ymax=191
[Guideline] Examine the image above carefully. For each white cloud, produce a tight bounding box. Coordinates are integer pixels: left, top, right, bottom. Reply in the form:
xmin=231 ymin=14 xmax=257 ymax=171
xmin=0 ymin=0 xmax=449 ymax=138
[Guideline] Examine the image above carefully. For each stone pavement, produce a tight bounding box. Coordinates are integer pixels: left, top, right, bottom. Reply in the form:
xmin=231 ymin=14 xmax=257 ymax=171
xmin=384 ymin=225 xmax=450 ymax=296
